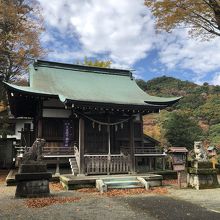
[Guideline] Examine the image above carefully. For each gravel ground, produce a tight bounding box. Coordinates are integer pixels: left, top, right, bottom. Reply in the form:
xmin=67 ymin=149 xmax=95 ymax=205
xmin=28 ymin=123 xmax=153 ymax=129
xmin=0 ymin=171 xmax=220 ymax=220
xmin=123 ymin=195 xmax=220 ymax=220
xmin=0 ymin=185 xmax=154 ymax=220
xmin=168 ymin=187 xmax=220 ymax=213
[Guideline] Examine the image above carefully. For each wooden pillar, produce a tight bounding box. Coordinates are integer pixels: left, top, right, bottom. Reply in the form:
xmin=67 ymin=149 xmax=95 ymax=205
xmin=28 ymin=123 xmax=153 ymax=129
xmin=107 ymin=125 xmax=111 ymax=175
xmin=129 ymin=117 xmax=135 ymax=173
xmin=140 ymin=113 xmax=144 ymax=148
xmin=55 ymin=158 xmax=60 ymax=176
xmin=162 ymin=157 xmax=166 ymax=170
xmin=149 ymin=158 xmax=152 ymax=171
xmin=79 ymin=117 xmax=85 ymax=175
xmin=154 ymin=158 xmax=157 ymax=170
xmin=37 ymin=101 xmax=43 ymax=138
xmin=37 ymin=118 xmax=42 ymax=138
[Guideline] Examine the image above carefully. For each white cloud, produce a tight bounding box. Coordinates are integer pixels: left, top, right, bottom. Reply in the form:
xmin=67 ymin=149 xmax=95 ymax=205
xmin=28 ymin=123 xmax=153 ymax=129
xmin=38 ymin=0 xmax=220 ymax=84
xmin=211 ymin=72 xmax=220 ymax=85
xmin=38 ymin=0 xmax=155 ymax=68
xmin=155 ymin=29 xmax=220 ymax=83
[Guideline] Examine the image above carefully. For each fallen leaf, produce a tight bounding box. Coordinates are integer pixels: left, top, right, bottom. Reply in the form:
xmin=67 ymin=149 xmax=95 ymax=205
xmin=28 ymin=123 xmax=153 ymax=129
xmin=25 ymin=196 xmax=81 ymax=208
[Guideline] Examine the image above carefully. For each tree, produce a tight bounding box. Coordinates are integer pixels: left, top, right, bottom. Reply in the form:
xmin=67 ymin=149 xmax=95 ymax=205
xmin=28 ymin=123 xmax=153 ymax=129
xmin=195 ymin=95 xmax=220 ymax=125
xmin=77 ymin=57 xmax=112 ymax=68
xmin=136 ymin=79 xmax=148 ymax=91
xmin=0 ymin=0 xmax=44 ymax=82
xmin=145 ymin=0 xmax=220 ymax=39
xmin=209 ymin=123 xmax=220 ymax=145
xmin=162 ymin=111 xmax=203 ymax=149
xmin=0 ymin=115 xmax=14 ymax=138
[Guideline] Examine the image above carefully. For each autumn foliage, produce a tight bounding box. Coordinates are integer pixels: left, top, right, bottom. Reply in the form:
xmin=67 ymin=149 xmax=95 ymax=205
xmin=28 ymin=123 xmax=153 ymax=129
xmin=77 ymin=57 xmax=112 ymax=68
xmin=0 ymin=0 xmax=45 ymax=82
xmin=145 ymin=0 xmax=220 ymax=39
xmin=77 ymin=187 xmax=168 ymax=197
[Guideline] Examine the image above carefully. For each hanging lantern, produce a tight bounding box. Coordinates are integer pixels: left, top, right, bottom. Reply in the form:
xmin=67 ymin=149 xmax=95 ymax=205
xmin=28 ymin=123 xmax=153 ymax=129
xmin=115 ymin=124 xmax=118 ymax=132
xmin=98 ymin=124 xmax=101 ymax=132
xmin=92 ymin=121 xmax=95 ymax=128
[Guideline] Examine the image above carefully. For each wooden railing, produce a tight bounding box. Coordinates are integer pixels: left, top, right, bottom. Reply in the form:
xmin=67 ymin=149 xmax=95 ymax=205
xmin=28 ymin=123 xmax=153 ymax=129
xmin=121 ymin=146 xmax=163 ymax=155
xmin=43 ymin=147 xmax=75 ymax=155
xmin=84 ymin=154 xmax=130 ymax=175
xmin=135 ymin=147 xmax=163 ymax=154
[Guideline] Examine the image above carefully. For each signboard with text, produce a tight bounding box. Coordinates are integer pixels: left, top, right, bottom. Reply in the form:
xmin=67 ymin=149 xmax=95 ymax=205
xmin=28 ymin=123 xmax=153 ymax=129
xmin=63 ymin=121 xmax=73 ymax=148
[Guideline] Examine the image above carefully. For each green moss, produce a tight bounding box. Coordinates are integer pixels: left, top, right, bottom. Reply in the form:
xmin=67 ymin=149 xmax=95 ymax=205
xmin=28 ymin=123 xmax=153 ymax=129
xmin=188 ymin=168 xmax=217 ymax=174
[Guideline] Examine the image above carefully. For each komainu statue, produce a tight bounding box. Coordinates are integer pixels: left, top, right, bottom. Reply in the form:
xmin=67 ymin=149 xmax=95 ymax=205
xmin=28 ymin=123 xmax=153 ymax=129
xmin=187 ymin=141 xmax=219 ymax=190
xmin=22 ymin=138 xmax=46 ymax=163
xmin=194 ymin=141 xmax=208 ymax=161
xmin=15 ymin=138 xmax=51 ymax=198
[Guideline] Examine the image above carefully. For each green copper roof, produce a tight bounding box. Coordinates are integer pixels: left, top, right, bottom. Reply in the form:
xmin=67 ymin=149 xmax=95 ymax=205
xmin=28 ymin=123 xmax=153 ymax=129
xmin=5 ymin=60 xmax=180 ymax=107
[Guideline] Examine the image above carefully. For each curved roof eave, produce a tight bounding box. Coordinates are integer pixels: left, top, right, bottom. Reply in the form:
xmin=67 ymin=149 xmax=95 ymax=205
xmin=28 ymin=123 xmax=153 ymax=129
xmin=3 ymin=81 xmax=181 ymax=108
xmin=3 ymin=82 xmax=57 ymax=98
xmin=64 ymin=98 xmax=167 ymax=109
xmin=144 ymin=96 xmax=182 ymax=106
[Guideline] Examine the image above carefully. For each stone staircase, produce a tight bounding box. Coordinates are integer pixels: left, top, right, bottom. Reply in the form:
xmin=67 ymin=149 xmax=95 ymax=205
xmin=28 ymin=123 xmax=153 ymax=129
xmin=96 ymin=176 xmax=150 ymax=193
xmin=69 ymin=158 xmax=79 ymax=175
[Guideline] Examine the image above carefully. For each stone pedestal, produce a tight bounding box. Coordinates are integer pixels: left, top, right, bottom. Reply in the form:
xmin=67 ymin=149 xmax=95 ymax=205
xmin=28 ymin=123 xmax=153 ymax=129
xmin=187 ymin=160 xmax=219 ymax=190
xmin=15 ymin=163 xmax=52 ymax=198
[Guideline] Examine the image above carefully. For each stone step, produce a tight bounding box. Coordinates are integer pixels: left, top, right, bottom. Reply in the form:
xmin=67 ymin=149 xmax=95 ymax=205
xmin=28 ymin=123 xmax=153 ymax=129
xmin=69 ymin=158 xmax=79 ymax=175
xmin=107 ymin=184 xmax=144 ymax=189
xmin=104 ymin=180 xmax=140 ymax=186
xmin=101 ymin=177 xmax=138 ymax=182
xmin=96 ymin=177 xmax=145 ymax=192
xmin=70 ymin=164 xmax=78 ymax=168
xmin=99 ymin=177 xmax=145 ymax=190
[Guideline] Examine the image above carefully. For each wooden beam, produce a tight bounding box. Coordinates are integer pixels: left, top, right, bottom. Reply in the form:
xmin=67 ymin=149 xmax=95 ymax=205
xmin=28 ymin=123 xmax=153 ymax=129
xmin=129 ymin=117 xmax=135 ymax=173
xmin=79 ymin=117 xmax=85 ymax=175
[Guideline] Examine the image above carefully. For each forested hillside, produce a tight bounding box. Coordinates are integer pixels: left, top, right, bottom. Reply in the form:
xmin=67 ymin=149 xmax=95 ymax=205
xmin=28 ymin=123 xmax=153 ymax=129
xmin=137 ymin=76 xmax=220 ymax=149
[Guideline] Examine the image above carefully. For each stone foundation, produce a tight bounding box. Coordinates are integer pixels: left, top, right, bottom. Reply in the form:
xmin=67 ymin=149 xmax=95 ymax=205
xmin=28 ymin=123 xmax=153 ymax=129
xmin=16 ymin=180 xmax=50 ymax=198
xmin=187 ymin=161 xmax=219 ymax=190
xmin=15 ymin=163 xmax=52 ymax=198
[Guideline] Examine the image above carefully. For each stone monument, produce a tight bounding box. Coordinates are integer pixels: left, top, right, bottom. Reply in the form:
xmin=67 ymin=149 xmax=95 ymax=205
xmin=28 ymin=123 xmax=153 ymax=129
xmin=15 ymin=138 xmax=52 ymax=197
xmin=187 ymin=141 xmax=219 ymax=190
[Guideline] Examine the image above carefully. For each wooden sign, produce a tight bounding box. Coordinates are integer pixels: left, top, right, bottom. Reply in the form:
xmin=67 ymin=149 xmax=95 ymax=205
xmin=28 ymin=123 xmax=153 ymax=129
xmin=173 ymin=164 xmax=185 ymax=171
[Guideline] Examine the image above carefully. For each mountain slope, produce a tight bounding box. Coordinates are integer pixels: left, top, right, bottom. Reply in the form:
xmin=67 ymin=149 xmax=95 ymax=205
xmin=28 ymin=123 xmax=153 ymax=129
xmin=137 ymin=76 xmax=220 ymax=147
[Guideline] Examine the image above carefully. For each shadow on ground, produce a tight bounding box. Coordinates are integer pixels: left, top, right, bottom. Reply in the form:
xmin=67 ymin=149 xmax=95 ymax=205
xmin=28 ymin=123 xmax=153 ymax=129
xmin=122 ymin=196 xmax=220 ymax=220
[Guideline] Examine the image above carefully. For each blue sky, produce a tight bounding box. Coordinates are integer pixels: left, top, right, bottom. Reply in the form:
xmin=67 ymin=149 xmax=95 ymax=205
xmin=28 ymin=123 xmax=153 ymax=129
xmin=38 ymin=0 xmax=220 ymax=85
